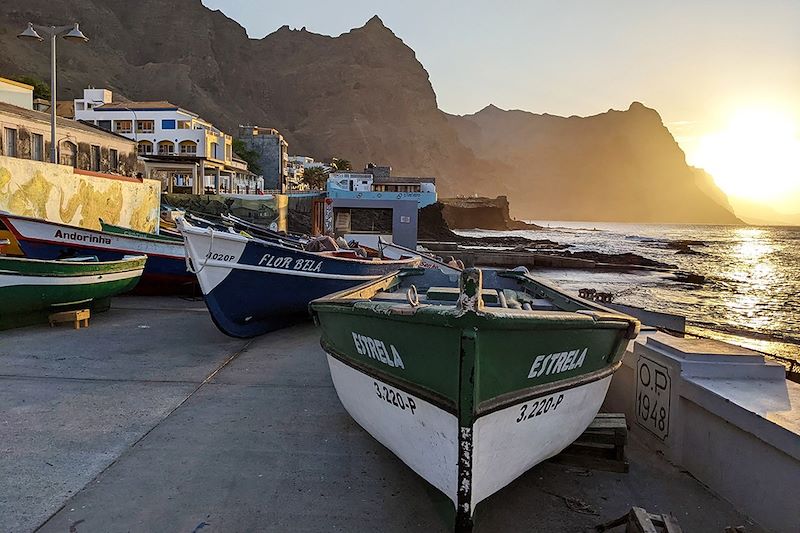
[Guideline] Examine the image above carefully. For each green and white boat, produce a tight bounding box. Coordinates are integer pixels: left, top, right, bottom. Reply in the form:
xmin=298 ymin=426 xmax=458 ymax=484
xmin=0 ymin=252 xmax=147 ymax=330
xmin=311 ymin=267 xmax=639 ymax=530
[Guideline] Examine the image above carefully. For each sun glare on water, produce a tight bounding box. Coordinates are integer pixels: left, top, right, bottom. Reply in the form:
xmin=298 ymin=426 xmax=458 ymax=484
xmin=693 ymin=109 xmax=800 ymax=202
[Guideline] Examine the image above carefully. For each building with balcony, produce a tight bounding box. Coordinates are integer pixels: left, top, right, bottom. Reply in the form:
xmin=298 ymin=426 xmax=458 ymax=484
xmin=72 ymin=88 xmax=256 ymax=194
xmin=238 ymin=126 xmax=288 ymax=192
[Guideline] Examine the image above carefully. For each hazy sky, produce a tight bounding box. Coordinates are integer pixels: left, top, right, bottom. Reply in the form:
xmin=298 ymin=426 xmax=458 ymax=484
xmin=202 ymin=0 xmax=800 ymax=216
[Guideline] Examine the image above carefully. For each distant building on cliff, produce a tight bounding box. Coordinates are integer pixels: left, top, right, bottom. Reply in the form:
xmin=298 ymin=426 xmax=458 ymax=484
xmin=238 ymin=126 xmax=288 ymax=192
xmin=327 ymin=163 xmax=437 ymax=208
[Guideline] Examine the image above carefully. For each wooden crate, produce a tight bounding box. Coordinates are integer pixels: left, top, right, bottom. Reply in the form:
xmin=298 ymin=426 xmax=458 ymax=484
xmin=49 ymin=309 xmax=90 ymax=329
xmin=551 ymin=413 xmax=629 ymax=473
xmin=597 ymin=507 xmax=683 ymax=532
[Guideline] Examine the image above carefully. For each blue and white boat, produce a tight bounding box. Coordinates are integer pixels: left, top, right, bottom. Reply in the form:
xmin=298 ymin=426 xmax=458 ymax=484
xmin=0 ymin=212 xmax=193 ymax=294
xmin=177 ymin=217 xmax=421 ymax=338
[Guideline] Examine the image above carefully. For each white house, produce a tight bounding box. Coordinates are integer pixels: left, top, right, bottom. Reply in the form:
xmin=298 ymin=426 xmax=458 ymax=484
xmin=72 ymin=88 xmax=256 ymax=194
xmin=327 ymin=171 xmax=437 ymax=208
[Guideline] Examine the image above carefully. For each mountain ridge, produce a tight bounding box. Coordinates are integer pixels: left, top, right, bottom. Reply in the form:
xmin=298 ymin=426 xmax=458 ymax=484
xmin=0 ymin=0 xmax=741 ymax=223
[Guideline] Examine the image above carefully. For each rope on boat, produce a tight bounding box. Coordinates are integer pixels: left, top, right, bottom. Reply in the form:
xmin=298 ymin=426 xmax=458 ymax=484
xmin=185 ymin=228 xmax=215 ymax=275
xmin=406 ymin=285 xmax=420 ymax=307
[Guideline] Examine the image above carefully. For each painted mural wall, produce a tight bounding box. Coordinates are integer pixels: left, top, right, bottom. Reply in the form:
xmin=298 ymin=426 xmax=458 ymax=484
xmin=0 ymin=155 xmax=160 ymax=232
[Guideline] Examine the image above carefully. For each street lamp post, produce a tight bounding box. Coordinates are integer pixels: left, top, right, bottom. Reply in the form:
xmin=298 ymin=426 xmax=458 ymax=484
xmin=17 ymin=22 xmax=89 ymax=164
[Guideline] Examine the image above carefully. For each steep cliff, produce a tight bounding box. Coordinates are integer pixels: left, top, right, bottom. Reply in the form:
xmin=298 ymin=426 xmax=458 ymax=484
xmin=438 ymin=197 xmax=541 ymax=230
xmin=0 ymin=0 xmax=741 ymax=223
xmin=447 ymin=103 xmax=742 ymax=223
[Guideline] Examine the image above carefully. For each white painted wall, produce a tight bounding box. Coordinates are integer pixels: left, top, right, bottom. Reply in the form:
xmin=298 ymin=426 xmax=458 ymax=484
xmin=73 ymin=88 xmax=232 ymax=164
xmin=604 ymin=332 xmax=800 ymax=532
xmin=0 ymin=78 xmax=33 ymax=110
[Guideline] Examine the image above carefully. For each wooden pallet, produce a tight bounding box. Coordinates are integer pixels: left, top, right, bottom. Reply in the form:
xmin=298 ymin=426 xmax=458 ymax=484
xmin=551 ymin=413 xmax=629 ymax=473
xmin=49 ymin=309 xmax=90 ymax=329
xmin=597 ymin=507 xmax=682 ymax=532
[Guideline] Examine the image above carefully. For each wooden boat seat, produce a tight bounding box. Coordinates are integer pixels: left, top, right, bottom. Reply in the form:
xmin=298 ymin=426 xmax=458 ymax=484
xmin=425 ymin=287 xmax=499 ymax=305
xmin=501 ymin=289 xmax=555 ymax=310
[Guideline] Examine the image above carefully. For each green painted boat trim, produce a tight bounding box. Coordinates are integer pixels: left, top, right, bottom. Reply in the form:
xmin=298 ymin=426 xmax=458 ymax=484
xmin=312 ymin=269 xmax=636 ymax=407
xmin=475 ymin=360 xmax=622 ymax=417
xmin=322 ymin=338 xmax=459 ymax=414
xmin=100 ymin=219 xmax=183 ymax=243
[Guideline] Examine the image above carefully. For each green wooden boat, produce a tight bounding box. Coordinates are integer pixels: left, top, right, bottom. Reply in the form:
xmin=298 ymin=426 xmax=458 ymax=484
xmin=311 ymin=267 xmax=639 ymax=531
xmin=0 ymin=254 xmax=147 ymax=330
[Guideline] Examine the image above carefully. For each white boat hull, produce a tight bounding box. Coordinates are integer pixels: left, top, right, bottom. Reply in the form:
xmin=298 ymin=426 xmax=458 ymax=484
xmin=325 ymin=352 xmax=612 ymax=516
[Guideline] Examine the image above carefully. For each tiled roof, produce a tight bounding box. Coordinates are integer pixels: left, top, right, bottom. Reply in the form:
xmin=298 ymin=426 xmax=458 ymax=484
xmin=55 ymin=100 xmax=75 ymax=118
xmin=95 ymin=101 xmax=179 ymax=111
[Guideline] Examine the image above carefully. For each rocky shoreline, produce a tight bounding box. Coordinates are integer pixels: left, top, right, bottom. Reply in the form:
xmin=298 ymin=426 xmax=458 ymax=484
xmin=419 ymin=200 xmax=679 ymax=270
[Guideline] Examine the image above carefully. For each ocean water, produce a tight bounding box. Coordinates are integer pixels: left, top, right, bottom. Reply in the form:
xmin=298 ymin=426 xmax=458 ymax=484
xmin=455 ymin=222 xmax=800 ymax=364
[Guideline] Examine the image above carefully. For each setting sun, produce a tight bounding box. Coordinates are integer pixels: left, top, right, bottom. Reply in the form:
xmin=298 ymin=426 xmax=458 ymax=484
xmin=693 ymin=109 xmax=800 ymax=203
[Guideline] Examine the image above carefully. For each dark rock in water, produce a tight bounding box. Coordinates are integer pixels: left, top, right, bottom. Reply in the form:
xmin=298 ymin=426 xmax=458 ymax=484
xmin=666 ymin=239 xmax=707 ymax=255
xmin=672 ymin=272 xmax=706 ymax=284
xmin=675 ymin=248 xmax=706 ymax=256
xmin=550 ymin=251 xmax=676 ymax=269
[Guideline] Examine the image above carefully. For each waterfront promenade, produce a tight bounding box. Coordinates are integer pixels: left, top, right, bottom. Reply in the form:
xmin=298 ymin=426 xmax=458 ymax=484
xmin=1 ymin=297 xmax=762 ymax=532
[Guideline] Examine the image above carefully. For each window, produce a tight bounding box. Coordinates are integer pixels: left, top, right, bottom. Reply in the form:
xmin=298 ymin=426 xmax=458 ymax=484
xmin=161 ymin=119 xmax=176 ymax=130
xmin=225 ymin=144 xmax=232 ymax=161
xmin=31 ymin=134 xmax=44 ymax=161
xmin=177 ymin=120 xmax=192 ymax=129
xmin=3 ymin=128 xmax=17 ymax=157
xmin=179 ymin=141 xmax=197 ymax=154
xmin=60 ymin=141 xmax=77 ymax=167
xmin=109 ymin=149 xmax=118 ymax=171
xmin=210 ymin=142 xmax=218 ymax=159
xmin=90 ymin=145 xmax=101 ymax=171
xmin=136 ymin=120 xmax=154 ymax=133
xmin=114 ymin=120 xmax=132 ymax=133
xmin=97 ymin=120 xmax=112 ymax=131
xmin=137 ymin=140 xmax=153 ymax=155
xmin=158 ymin=141 xmax=175 ymax=155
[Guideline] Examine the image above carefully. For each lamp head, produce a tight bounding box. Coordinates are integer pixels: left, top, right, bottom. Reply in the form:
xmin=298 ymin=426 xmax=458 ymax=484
xmin=63 ymin=23 xmax=88 ymax=43
xmin=17 ymin=22 xmax=43 ymax=42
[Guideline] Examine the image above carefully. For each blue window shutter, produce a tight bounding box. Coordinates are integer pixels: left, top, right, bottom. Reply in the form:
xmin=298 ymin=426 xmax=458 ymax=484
xmin=162 ymin=119 xmax=176 ymax=129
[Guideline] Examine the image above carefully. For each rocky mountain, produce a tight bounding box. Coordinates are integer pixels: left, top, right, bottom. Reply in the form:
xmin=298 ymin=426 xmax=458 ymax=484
xmin=447 ymin=104 xmax=742 ymax=223
xmin=0 ymin=0 xmax=741 ymax=224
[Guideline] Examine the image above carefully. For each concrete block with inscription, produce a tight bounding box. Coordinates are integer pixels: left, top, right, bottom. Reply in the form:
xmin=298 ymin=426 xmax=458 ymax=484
xmin=604 ymin=331 xmax=800 ymax=532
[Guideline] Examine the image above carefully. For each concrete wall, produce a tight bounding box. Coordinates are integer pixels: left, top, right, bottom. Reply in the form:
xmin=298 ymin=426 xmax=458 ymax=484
xmin=0 ymin=155 xmax=160 ymax=232
xmin=604 ymin=333 xmax=800 ymax=532
xmin=0 ymin=79 xmax=33 ymax=109
xmin=324 ymin=198 xmax=418 ymax=248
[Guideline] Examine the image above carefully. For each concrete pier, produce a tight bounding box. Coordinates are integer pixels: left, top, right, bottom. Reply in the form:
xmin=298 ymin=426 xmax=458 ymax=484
xmin=1 ymin=298 xmax=763 ymax=532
